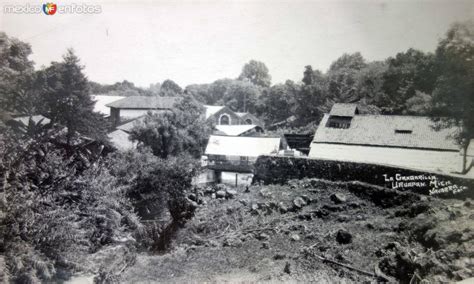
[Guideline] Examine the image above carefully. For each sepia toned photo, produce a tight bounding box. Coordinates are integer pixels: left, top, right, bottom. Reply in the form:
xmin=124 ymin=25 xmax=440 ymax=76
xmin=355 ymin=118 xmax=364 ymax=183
xmin=0 ymin=0 xmax=473 ymax=283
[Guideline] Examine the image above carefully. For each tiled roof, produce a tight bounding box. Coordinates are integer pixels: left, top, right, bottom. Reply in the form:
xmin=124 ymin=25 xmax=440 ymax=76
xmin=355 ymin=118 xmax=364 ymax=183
xmin=106 ymin=96 xmax=180 ymax=109
xmin=215 ymin=125 xmax=259 ymax=136
xmin=329 ymin=103 xmax=359 ymax=117
xmin=312 ymin=114 xmax=459 ymax=151
xmin=205 ymin=135 xmax=281 ymax=157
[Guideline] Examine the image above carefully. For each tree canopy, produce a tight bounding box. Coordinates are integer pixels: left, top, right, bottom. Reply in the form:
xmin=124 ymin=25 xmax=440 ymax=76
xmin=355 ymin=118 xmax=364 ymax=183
xmin=129 ymin=95 xmax=212 ymax=159
xmin=238 ymin=60 xmax=272 ymax=88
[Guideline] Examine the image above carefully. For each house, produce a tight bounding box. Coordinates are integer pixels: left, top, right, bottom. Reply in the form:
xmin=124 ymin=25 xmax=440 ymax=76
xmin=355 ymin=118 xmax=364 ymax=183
xmin=106 ymin=96 xmax=181 ymax=128
xmin=204 ymin=105 xmax=264 ymax=128
xmin=309 ymin=103 xmax=466 ymax=174
xmin=205 ymin=135 xmax=285 ymax=172
xmin=106 ymin=116 xmax=146 ymax=151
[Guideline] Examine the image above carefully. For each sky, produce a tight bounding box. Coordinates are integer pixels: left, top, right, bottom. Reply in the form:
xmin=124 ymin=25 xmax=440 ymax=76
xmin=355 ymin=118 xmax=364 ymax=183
xmin=1 ymin=0 xmax=473 ymax=88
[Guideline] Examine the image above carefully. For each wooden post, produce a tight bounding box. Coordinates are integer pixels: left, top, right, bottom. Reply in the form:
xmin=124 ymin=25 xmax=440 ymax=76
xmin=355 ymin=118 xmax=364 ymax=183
xmin=235 ymin=173 xmax=238 ymax=187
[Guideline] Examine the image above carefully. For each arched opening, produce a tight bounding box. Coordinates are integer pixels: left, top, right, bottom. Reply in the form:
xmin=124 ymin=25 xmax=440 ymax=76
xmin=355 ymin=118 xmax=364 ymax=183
xmin=219 ymin=114 xmax=230 ymax=125
xmin=245 ymin=118 xmax=253 ymax=124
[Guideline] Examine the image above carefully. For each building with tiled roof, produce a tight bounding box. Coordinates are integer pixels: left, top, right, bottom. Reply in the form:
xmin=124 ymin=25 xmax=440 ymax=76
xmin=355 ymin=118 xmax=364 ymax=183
xmin=106 ymin=96 xmax=180 ymax=127
xmin=309 ymin=103 xmax=466 ymax=174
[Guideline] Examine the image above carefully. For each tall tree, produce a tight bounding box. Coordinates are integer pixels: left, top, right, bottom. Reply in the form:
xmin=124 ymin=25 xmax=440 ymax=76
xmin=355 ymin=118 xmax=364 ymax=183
xmin=0 ymin=32 xmax=37 ymax=114
xmin=129 ymin=95 xmax=212 ymax=159
xmin=381 ymin=48 xmax=437 ymax=113
xmin=431 ymin=21 xmax=474 ymax=173
xmin=295 ymin=67 xmax=329 ymax=125
xmin=41 ymin=49 xmax=107 ymax=144
xmin=238 ymin=60 xmax=272 ymax=88
xmin=327 ymin=52 xmax=367 ymax=103
xmin=257 ymin=80 xmax=298 ymax=125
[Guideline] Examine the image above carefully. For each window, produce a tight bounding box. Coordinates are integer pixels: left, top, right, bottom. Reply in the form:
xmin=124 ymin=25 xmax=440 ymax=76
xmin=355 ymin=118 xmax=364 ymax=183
xmin=245 ymin=118 xmax=253 ymax=124
xmin=219 ymin=114 xmax=230 ymax=125
xmin=395 ymin=129 xmax=413 ymax=134
xmin=326 ymin=116 xmax=352 ymax=129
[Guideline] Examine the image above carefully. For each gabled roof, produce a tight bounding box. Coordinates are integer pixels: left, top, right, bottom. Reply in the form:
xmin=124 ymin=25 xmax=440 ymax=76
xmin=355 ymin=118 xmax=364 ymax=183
xmin=116 ymin=116 xmax=146 ymax=132
xmin=215 ymin=125 xmax=260 ymax=136
xmin=313 ymin=114 xmax=459 ymax=151
xmin=106 ymin=96 xmax=180 ymax=109
xmin=92 ymin=95 xmax=126 ymax=115
xmin=12 ymin=115 xmax=50 ymax=125
xmin=205 ymin=135 xmax=281 ymax=157
xmin=204 ymin=105 xmax=225 ymax=119
xmin=329 ymin=103 xmax=359 ymax=117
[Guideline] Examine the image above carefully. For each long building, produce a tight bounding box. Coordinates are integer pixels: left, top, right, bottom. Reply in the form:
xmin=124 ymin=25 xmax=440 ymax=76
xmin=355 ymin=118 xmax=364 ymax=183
xmin=309 ymin=103 xmax=467 ymax=174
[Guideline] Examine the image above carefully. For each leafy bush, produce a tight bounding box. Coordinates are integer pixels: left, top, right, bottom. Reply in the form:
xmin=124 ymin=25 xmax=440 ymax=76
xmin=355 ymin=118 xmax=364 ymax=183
xmin=0 ymin=120 xmax=140 ymax=282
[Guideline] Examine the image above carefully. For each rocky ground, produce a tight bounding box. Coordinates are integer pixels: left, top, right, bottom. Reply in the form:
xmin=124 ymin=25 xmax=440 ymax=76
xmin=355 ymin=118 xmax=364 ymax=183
xmin=122 ymin=179 xmax=473 ymax=283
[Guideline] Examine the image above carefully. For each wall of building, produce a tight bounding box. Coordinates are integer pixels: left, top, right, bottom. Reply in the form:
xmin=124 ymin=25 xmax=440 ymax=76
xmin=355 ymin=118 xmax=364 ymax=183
xmin=309 ymin=143 xmax=462 ymax=174
xmin=119 ymin=109 xmax=154 ymax=119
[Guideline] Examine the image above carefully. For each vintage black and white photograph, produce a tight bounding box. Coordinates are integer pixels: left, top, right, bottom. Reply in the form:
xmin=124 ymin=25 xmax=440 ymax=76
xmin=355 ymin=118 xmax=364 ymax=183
xmin=0 ymin=0 xmax=473 ymax=283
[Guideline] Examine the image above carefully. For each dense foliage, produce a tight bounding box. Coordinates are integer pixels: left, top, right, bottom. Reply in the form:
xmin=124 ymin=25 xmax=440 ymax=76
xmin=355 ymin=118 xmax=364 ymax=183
xmin=0 ymin=120 xmax=141 ymax=282
xmin=129 ymin=95 xmax=212 ymax=158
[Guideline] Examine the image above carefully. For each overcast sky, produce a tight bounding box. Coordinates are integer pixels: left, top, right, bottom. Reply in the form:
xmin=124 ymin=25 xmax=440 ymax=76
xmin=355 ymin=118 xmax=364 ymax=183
xmin=1 ymin=0 xmax=473 ymax=88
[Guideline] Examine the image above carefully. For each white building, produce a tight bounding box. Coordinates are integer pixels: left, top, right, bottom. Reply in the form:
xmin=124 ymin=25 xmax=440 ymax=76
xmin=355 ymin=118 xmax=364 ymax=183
xmin=309 ymin=103 xmax=466 ymax=174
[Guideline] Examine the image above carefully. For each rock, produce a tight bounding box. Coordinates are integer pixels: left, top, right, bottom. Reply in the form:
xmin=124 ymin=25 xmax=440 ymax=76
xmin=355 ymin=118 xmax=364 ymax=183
xmin=226 ymin=189 xmax=237 ymax=198
xmin=284 ymin=262 xmax=291 ymax=274
xmin=336 ymin=229 xmax=352 ymax=244
xmin=293 ymin=197 xmax=307 ymax=209
xmin=337 ymin=214 xmax=351 ymax=222
xmin=256 ymin=233 xmax=270 ymax=241
xmin=330 ymin=193 xmax=347 ymax=204
xmin=355 ymin=214 xmax=365 ymax=221
xmin=298 ymin=213 xmax=313 ymax=220
xmin=278 ymin=202 xmax=289 ymax=213
xmin=189 ymin=201 xmax=199 ymax=209
xmin=274 ymin=253 xmax=286 ymax=260
xmin=261 ymin=242 xmax=270 ymax=249
xmin=290 ymin=234 xmax=301 ymax=241
xmin=251 ymin=204 xmax=259 ymax=211
xmin=188 ymin=193 xmax=197 ymax=201
xmin=211 ymin=193 xmax=216 ymax=199
xmin=239 ymin=199 xmax=248 ymax=206
xmin=223 ymin=237 xmax=242 ymax=247
xmin=216 ymin=190 xmax=226 ymax=199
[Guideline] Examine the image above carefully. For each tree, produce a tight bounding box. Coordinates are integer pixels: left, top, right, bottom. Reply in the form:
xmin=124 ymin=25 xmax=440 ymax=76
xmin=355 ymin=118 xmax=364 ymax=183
xmin=430 ymin=21 xmax=474 ymax=173
xmin=222 ymin=79 xmax=260 ymax=113
xmin=381 ymin=48 xmax=437 ymax=113
xmin=129 ymin=95 xmax=212 ymax=159
xmin=327 ymin=52 xmax=367 ymax=103
xmin=159 ymin=79 xmax=183 ymax=96
xmin=295 ymin=67 xmax=329 ymax=125
xmin=238 ymin=60 xmax=272 ymax=88
xmin=354 ymin=61 xmax=388 ymax=106
xmin=184 ymin=83 xmax=211 ymax=103
xmin=257 ymin=80 xmax=298 ymax=125
xmin=40 ymin=49 xmax=108 ymax=144
xmin=0 ymin=32 xmax=37 ymax=114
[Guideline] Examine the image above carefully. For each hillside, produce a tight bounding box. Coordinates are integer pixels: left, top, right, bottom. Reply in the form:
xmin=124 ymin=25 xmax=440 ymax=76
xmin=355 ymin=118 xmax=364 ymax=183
xmin=122 ymin=179 xmax=473 ymax=283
